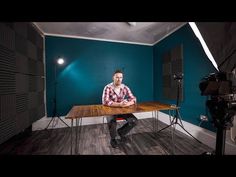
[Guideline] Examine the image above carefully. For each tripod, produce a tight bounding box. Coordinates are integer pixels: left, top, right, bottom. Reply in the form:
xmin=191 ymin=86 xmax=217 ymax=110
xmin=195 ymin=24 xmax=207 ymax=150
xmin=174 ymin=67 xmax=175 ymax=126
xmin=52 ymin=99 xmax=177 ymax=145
xmin=45 ymin=63 xmax=69 ymax=130
xmin=157 ymin=75 xmax=202 ymax=145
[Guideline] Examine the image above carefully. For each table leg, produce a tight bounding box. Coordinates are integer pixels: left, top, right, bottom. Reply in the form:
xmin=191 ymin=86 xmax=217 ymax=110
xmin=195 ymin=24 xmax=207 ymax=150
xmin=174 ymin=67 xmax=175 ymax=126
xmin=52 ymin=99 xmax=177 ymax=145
xmin=155 ymin=111 xmax=158 ymax=132
xmin=71 ymin=119 xmax=73 ymax=155
xmin=75 ymin=118 xmax=78 ymax=154
xmin=75 ymin=117 xmax=83 ymax=154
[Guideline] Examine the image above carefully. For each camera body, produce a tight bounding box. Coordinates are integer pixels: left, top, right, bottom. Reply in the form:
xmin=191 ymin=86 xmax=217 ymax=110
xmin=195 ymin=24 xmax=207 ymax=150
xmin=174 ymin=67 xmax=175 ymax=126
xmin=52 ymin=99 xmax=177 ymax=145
xmin=199 ymin=72 xmax=236 ymax=96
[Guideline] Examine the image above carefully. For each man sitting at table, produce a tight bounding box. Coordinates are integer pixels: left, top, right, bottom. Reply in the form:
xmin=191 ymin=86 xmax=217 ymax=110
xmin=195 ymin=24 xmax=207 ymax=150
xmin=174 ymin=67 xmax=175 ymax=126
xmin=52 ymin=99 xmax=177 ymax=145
xmin=102 ymin=69 xmax=138 ymax=148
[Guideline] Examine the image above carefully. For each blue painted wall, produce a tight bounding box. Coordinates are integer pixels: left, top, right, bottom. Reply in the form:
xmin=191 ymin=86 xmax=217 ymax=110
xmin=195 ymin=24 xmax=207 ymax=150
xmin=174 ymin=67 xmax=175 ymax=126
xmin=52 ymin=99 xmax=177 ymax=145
xmin=45 ymin=24 xmax=219 ymax=132
xmin=153 ymin=24 xmax=217 ymax=131
xmin=45 ymin=36 xmax=153 ymax=117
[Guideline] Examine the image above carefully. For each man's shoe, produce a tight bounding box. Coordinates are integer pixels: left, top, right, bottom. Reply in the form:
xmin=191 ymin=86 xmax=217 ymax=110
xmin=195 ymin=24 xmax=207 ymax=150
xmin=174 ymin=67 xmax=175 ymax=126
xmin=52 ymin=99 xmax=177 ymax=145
xmin=118 ymin=130 xmax=128 ymax=143
xmin=110 ymin=139 xmax=120 ymax=148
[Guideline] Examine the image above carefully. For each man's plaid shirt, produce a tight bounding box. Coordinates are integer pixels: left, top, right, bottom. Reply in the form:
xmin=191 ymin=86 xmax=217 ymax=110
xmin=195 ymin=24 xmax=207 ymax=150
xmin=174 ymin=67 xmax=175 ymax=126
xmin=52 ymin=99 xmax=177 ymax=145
xmin=102 ymin=82 xmax=136 ymax=106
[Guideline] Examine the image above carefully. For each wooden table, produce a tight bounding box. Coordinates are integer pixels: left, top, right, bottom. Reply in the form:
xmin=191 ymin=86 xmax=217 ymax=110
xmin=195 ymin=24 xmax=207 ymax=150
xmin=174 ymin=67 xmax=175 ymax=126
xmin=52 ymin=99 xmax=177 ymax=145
xmin=65 ymin=101 xmax=177 ymax=154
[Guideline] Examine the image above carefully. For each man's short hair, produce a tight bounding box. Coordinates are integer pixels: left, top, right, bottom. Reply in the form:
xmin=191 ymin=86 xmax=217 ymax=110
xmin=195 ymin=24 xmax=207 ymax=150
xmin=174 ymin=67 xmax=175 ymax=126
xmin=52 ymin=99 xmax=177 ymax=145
xmin=113 ymin=69 xmax=123 ymax=75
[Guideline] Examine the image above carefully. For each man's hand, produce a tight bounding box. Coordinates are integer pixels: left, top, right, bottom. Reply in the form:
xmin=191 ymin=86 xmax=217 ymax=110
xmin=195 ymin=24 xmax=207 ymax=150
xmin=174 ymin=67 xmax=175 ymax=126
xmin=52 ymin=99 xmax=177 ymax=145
xmin=120 ymin=100 xmax=134 ymax=107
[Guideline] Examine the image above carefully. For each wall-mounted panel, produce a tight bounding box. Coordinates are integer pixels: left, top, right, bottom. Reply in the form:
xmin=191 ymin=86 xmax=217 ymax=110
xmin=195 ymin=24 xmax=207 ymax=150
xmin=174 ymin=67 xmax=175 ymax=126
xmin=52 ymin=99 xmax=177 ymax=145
xmin=15 ymin=111 xmax=29 ymax=134
xmin=0 ymin=71 xmax=15 ymax=95
xmin=16 ymin=73 xmax=28 ymax=93
xmin=0 ymin=22 xmax=45 ymax=145
xmin=36 ymin=77 xmax=44 ymax=92
xmin=28 ymin=92 xmax=38 ymax=109
xmin=162 ymin=44 xmax=183 ymax=101
xmin=27 ymin=41 xmax=37 ymax=60
xmin=0 ymin=95 xmax=16 ymax=121
xmin=0 ymin=115 xmax=16 ymax=144
xmin=0 ymin=24 xmax=15 ymax=51
xmin=0 ymin=45 xmax=16 ymax=73
xmin=14 ymin=22 xmax=27 ymax=39
xmin=16 ymin=93 xmax=28 ymax=113
xmin=29 ymin=108 xmax=37 ymax=123
xmin=37 ymin=47 xmax=44 ymax=61
xmin=16 ymin=52 xmax=28 ymax=74
xmin=29 ymin=75 xmax=37 ymax=92
xmin=28 ymin=58 xmax=37 ymax=75
xmin=15 ymin=33 xmax=27 ymax=56
xmin=27 ymin=24 xmax=37 ymax=45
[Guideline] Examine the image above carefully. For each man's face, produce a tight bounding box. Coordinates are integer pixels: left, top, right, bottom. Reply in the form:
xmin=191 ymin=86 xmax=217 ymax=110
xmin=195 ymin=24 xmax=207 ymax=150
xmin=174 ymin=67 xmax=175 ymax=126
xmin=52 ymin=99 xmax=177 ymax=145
xmin=113 ymin=73 xmax=123 ymax=86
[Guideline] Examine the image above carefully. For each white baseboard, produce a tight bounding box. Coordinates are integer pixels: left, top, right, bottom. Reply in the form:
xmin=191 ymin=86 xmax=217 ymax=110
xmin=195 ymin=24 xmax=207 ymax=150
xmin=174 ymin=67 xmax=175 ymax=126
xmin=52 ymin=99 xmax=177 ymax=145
xmin=32 ymin=111 xmax=236 ymax=154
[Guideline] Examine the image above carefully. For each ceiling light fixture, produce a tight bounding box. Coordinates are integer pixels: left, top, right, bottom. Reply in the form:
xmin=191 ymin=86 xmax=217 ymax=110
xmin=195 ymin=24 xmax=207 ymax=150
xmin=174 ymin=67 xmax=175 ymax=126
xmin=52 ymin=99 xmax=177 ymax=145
xmin=128 ymin=22 xmax=136 ymax=26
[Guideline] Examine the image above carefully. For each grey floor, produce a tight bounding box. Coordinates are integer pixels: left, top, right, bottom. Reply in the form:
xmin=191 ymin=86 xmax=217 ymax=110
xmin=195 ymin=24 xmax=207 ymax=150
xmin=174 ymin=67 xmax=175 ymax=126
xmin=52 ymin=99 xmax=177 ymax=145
xmin=0 ymin=118 xmax=213 ymax=155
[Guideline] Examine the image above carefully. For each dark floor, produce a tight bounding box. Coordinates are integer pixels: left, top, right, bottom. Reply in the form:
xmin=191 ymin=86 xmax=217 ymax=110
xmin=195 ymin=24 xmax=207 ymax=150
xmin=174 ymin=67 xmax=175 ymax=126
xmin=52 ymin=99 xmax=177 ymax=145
xmin=0 ymin=118 xmax=213 ymax=155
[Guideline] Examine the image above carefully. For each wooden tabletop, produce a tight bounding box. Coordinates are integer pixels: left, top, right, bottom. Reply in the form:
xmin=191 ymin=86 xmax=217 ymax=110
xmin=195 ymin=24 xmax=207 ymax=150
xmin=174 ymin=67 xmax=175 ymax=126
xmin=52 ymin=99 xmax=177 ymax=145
xmin=65 ymin=101 xmax=177 ymax=119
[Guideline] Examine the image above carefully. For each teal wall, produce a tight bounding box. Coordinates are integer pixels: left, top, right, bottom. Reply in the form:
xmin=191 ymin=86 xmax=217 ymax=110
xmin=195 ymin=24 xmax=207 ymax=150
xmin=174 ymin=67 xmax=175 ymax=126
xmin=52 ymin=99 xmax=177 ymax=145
xmin=153 ymin=24 xmax=217 ymax=131
xmin=45 ymin=24 xmax=219 ymax=131
xmin=45 ymin=36 xmax=153 ymax=116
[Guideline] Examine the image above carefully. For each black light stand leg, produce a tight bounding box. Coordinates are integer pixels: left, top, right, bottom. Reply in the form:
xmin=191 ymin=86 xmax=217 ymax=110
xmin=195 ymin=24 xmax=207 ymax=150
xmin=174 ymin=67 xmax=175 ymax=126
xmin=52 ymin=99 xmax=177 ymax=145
xmin=157 ymin=76 xmax=203 ymax=151
xmin=56 ymin=116 xmax=70 ymax=127
xmin=45 ymin=116 xmax=69 ymax=130
xmin=158 ymin=107 xmax=203 ymax=145
xmin=45 ymin=117 xmax=56 ymax=130
xmin=157 ymin=123 xmax=173 ymax=133
xmin=176 ymin=122 xmax=202 ymax=144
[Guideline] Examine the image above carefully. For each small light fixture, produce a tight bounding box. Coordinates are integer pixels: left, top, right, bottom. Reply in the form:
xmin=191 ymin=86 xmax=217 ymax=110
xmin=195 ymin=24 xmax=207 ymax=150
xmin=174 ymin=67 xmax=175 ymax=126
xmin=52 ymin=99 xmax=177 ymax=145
xmin=128 ymin=22 xmax=136 ymax=26
xmin=57 ymin=57 xmax=65 ymax=65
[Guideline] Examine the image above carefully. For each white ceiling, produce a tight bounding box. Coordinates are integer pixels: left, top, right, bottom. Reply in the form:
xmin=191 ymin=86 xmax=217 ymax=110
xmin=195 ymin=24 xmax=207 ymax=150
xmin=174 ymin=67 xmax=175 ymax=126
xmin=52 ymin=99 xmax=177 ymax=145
xmin=34 ymin=22 xmax=187 ymax=45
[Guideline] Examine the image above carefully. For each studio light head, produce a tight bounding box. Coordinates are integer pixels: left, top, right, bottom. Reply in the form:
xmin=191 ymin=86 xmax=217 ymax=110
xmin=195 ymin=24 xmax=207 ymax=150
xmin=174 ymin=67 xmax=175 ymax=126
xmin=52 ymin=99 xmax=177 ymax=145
xmin=57 ymin=57 xmax=65 ymax=65
xmin=173 ymin=73 xmax=184 ymax=80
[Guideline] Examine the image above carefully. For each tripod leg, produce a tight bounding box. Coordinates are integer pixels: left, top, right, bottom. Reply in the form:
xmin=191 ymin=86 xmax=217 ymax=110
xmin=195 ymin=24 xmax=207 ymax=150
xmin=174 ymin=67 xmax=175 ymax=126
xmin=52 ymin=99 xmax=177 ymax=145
xmin=157 ymin=124 xmax=172 ymax=133
xmin=57 ymin=116 xmax=70 ymax=127
xmin=45 ymin=117 xmax=55 ymax=130
xmin=176 ymin=109 xmax=184 ymax=127
xmin=177 ymin=123 xmax=202 ymax=144
xmin=158 ymin=113 xmax=177 ymax=133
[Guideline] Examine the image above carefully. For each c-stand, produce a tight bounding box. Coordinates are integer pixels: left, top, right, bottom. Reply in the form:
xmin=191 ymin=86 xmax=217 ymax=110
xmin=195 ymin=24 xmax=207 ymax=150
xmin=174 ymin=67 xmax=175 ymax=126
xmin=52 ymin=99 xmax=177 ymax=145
xmin=157 ymin=74 xmax=202 ymax=148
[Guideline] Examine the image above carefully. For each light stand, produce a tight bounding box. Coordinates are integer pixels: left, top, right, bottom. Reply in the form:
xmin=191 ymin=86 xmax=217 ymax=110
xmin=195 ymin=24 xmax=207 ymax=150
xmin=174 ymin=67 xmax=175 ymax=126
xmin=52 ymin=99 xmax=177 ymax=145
xmin=158 ymin=74 xmax=202 ymax=145
xmin=45 ymin=58 xmax=69 ymax=129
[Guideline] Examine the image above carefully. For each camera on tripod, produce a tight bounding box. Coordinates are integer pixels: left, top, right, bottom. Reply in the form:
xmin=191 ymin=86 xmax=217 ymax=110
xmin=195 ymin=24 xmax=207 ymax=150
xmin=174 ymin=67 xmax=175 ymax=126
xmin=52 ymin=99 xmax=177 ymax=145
xmin=199 ymin=71 xmax=236 ymax=155
xmin=199 ymin=71 xmax=236 ymax=129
